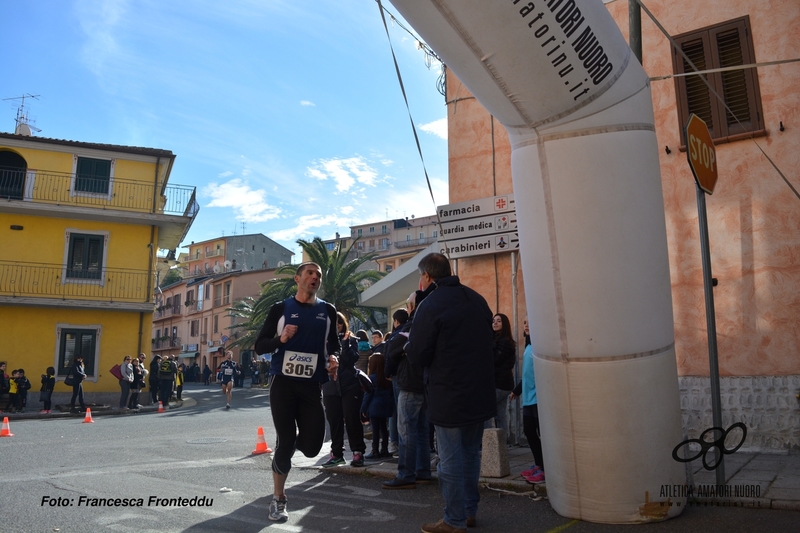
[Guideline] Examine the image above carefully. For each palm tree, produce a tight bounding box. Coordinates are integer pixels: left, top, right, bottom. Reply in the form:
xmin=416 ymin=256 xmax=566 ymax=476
xmin=226 ymin=237 xmax=386 ymax=351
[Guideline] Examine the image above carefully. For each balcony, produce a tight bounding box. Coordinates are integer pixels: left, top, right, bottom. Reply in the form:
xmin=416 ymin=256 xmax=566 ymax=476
xmin=395 ymin=236 xmax=437 ymax=249
xmin=0 ymin=166 xmax=199 ymax=250
xmin=0 ymin=260 xmax=155 ymax=305
xmin=152 ymin=336 xmax=181 ymax=350
xmin=206 ymin=249 xmax=225 ymax=258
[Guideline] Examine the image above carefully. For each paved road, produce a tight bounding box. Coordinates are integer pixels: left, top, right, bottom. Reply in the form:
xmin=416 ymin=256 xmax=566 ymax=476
xmin=1 ymin=383 xmax=797 ymax=532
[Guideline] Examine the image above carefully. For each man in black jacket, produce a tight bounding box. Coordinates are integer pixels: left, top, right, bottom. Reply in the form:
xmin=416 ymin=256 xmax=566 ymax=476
xmin=406 ymin=253 xmax=495 ymax=533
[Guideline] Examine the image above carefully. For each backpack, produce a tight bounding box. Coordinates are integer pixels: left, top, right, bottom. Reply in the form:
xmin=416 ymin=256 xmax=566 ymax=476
xmin=159 ymin=359 xmax=174 ymax=379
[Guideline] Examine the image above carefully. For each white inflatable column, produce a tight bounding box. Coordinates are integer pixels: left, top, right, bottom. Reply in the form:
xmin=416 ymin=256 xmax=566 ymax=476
xmin=388 ymin=0 xmax=685 ymax=523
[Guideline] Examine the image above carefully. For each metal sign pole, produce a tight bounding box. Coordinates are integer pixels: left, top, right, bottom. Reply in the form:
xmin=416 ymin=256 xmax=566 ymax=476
xmin=696 ymin=184 xmax=725 ymax=486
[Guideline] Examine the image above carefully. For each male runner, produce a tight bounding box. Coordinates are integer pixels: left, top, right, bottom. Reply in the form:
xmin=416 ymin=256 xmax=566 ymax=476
xmin=218 ymin=351 xmax=237 ymax=409
xmin=255 ymin=262 xmax=340 ymax=522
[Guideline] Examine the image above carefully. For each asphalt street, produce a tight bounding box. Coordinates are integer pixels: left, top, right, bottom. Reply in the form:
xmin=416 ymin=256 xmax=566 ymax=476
xmin=1 ymin=383 xmax=797 ymax=532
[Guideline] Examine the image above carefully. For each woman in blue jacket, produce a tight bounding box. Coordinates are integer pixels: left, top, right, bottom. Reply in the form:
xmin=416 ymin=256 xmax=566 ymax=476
xmin=361 ymin=352 xmax=394 ymax=459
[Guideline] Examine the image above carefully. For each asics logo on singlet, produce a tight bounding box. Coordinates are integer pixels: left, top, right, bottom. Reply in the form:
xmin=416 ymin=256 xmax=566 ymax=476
xmin=316 ymin=312 xmax=326 ymax=320
xmin=290 ymin=313 xmax=299 ymax=318
xmin=288 ymin=354 xmax=313 ymax=362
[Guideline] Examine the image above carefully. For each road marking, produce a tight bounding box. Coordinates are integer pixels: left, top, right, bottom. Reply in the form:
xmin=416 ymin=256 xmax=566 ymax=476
xmin=546 ymin=519 xmax=580 ymax=533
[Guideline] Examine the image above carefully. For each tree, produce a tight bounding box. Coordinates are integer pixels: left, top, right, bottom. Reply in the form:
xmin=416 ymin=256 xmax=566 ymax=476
xmin=226 ymin=237 xmax=386 ymax=351
xmin=160 ymin=268 xmax=181 ymax=287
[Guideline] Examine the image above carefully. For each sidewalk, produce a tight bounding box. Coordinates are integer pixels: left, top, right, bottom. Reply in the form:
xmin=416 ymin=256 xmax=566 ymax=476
xmin=294 ymin=442 xmax=800 ymax=512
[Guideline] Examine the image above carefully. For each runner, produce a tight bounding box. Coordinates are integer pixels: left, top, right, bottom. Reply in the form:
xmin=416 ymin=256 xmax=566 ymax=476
xmin=219 ymin=351 xmax=237 ymax=409
xmin=255 ymin=261 xmax=339 ymax=522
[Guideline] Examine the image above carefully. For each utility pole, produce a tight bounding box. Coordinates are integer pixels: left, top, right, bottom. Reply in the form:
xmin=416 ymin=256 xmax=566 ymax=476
xmin=629 ymin=0 xmax=642 ymax=63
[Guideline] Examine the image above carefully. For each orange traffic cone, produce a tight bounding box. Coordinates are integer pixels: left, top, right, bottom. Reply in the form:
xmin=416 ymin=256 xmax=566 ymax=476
xmin=0 ymin=416 xmax=13 ymax=437
xmin=252 ymin=426 xmax=273 ymax=455
xmin=158 ymin=401 xmax=165 ymax=413
xmin=82 ymin=408 xmax=94 ymax=423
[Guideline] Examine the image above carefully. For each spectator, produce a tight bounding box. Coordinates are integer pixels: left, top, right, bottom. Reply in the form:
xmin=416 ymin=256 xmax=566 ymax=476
xmin=149 ymin=355 xmax=162 ymax=404
xmin=158 ymin=355 xmax=177 ymax=409
xmin=39 ymin=366 xmax=55 ymax=414
xmin=5 ymin=369 xmax=19 ymax=413
xmin=510 ymin=317 xmax=545 ymax=484
xmin=321 ymin=312 xmax=366 ymax=468
xmin=488 ymin=313 xmax=516 ymax=436
xmin=406 ymin=253 xmax=495 ymax=532
xmin=128 ymin=358 xmax=145 ymax=410
xmin=119 ymin=355 xmax=134 ymax=410
xmin=175 ymin=362 xmax=185 ymax=401
xmin=202 ymin=364 xmax=212 ymax=385
xmin=67 ymin=355 xmax=88 ymax=414
xmin=354 ymin=330 xmax=371 ymax=374
xmin=384 ymin=308 xmax=410 ymax=459
xmin=14 ymin=368 xmax=31 ymax=413
xmin=0 ymin=362 xmax=9 ymax=412
xmin=361 ymin=352 xmax=394 ymax=460
xmin=383 ymin=292 xmax=431 ymax=490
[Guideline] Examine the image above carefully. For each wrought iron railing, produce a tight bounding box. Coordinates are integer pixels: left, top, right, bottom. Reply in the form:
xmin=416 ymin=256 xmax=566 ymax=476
xmin=0 ymin=260 xmax=155 ymax=303
xmin=394 ymin=236 xmax=437 ymax=249
xmin=0 ymin=166 xmax=196 ymax=216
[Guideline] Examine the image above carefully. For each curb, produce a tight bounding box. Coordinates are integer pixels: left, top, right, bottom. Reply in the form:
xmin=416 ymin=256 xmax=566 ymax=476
xmin=0 ymin=397 xmax=195 ymax=422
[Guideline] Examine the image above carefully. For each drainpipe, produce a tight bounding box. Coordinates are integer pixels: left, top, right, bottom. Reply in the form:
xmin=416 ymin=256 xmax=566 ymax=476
xmin=389 ymin=1 xmax=683 ymax=523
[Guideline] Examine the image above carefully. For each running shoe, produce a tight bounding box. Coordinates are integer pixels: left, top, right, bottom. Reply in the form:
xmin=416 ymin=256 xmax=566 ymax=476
xmin=523 ymin=470 xmax=545 ymax=484
xmin=225 ymin=403 xmax=230 ymax=410
xmin=268 ymin=496 xmax=288 ymax=521
xmin=521 ymin=465 xmax=541 ymax=477
xmin=321 ymin=453 xmax=346 ymax=468
xmin=350 ymin=452 xmax=364 ymax=467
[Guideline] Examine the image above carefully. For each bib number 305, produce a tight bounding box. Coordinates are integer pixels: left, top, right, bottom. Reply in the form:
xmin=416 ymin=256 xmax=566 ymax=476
xmin=281 ymin=351 xmax=318 ymax=378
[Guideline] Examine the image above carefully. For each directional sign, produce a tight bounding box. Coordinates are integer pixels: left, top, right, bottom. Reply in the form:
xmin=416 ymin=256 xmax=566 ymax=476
xmin=685 ymin=113 xmax=718 ymax=194
xmin=438 ymin=233 xmax=520 ymax=259
xmin=439 ymin=212 xmax=518 ymax=240
xmin=437 ymin=194 xmax=516 ymax=223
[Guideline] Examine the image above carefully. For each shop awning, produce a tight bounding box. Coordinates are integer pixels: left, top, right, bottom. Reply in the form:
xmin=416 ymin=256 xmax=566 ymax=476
xmin=178 ymin=351 xmax=200 ymax=358
xmin=207 ymin=346 xmax=223 ymax=353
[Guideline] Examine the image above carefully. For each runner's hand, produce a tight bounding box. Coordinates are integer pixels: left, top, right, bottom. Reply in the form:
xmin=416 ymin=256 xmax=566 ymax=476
xmin=280 ymin=324 xmax=298 ymax=343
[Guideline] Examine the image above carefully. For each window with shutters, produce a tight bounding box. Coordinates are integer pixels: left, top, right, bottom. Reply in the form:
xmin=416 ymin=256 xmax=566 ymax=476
xmin=672 ymin=16 xmax=764 ymax=146
xmin=65 ymin=231 xmax=107 ymax=281
xmin=74 ymin=156 xmax=113 ymax=195
xmin=57 ymin=326 xmax=99 ymax=378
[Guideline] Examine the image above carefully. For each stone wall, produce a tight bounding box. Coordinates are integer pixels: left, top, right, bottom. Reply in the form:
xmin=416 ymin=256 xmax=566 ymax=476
xmin=679 ymin=376 xmax=800 ymax=452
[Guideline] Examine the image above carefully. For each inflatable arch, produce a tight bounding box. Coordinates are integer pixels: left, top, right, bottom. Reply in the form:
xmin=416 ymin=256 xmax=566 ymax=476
xmin=388 ymin=0 xmax=685 ymax=523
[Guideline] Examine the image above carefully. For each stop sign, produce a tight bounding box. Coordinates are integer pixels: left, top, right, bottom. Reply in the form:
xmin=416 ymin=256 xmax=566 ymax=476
xmin=685 ymin=113 xmax=718 ymax=194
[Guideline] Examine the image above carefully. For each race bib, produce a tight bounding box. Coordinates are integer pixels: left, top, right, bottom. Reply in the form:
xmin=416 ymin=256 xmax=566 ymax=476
xmin=224 ymin=368 xmax=233 ymax=376
xmin=281 ymin=351 xmax=318 ymax=379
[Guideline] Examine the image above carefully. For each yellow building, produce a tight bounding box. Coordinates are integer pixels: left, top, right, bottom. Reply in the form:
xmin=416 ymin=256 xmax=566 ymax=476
xmin=0 ymin=131 xmax=197 ymax=403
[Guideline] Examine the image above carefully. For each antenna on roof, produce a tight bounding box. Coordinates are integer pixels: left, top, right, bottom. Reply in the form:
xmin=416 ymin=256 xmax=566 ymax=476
xmin=3 ymin=94 xmax=42 ymax=136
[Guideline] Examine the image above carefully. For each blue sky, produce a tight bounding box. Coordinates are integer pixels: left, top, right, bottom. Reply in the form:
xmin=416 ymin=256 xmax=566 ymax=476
xmin=0 ymin=0 xmax=449 ymax=259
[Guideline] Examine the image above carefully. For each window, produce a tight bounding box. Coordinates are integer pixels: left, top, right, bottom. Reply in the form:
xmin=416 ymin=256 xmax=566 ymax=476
xmin=56 ymin=326 xmax=98 ymax=378
xmin=369 ymin=227 xmax=374 ymax=234
xmin=224 ymin=282 xmax=231 ymax=305
xmin=419 ymin=232 xmax=425 ymax=240
xmin=206 ymin=283 xmax=212 ymax=299
xmin=672 ymin=16 xmax=764 ymax=145
xmin=190 ymin=320 xmax=200 ymax=337
xmin=74 ymin=156 xmax=112 ymax=194
xmin=369 ymin=239 xmax=375 ymax=247
xmin=385 ymin=264 xmax=393 ymax=272
xmin=326 ymin=242 xmax=336 ymax=251
xmin=173 ymin=293 xmax=181 ymax=313
xmin=357 ymin=242 xmax=364 ymax=250
xmin=66 ymin=232 xmax=105 ymax=281
xmin=380 ymin=238 xmax=390 ymax=249
xmin=357 ymin=229 xmax=362 ymax=237
xmin=406 ymin=234 xmax=411 ymax=241
xmin=186 ymin=289 xmax=195 ymax=305
xmin=433 ymin=230 xmax=438 ymax=238
xmin=214 ymin=314 xmax=219 ymax=333
xmin=381 ymin=224 xmax=388 ymax=234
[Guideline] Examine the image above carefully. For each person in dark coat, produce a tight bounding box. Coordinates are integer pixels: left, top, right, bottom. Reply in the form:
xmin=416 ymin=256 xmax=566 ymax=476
xmin=406 ymin=253 xmax=495 ymax=531
xmin=488 ymin=313 xmax=517 ymax=435
xmin=321 ymin=312 xmax=367 ymax=468
xmin=67 ymin=355 xmax=88 ymax=413
xmin=149 ymin=355 xmax=162 ymax=403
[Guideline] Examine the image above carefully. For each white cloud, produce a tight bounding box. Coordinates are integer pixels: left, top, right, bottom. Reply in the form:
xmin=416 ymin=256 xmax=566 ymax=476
xmin=305 ymin=155 xmax=379 ymax=192
xmin=218 ymin=170 xmax=233 ymax=177
xmin=269 ymin=214 xmax=351 ymax=242
xmin=300 ymin=100 xmax=316 ymax=107
xmin=419 ymin=117 xmax=447 ymax=140
xmin=203 ymin=178 xmax=281 ymax=223
xmin=76 ymin=0 xmax=128 ymax=79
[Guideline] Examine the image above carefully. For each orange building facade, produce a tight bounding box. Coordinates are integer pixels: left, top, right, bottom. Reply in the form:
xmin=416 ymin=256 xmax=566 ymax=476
xmin=445 ymin=0 xmax=799 ymax=450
